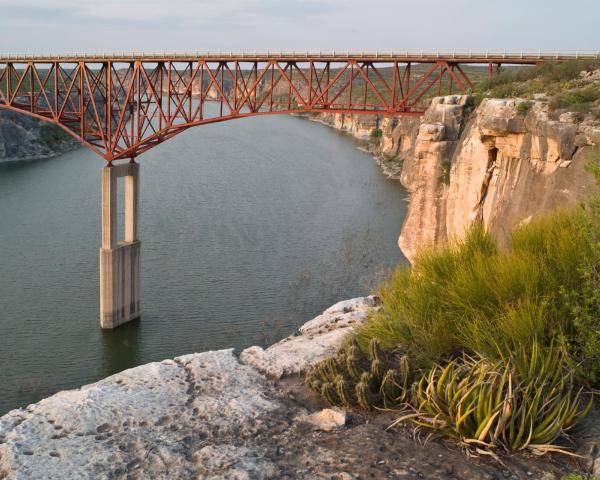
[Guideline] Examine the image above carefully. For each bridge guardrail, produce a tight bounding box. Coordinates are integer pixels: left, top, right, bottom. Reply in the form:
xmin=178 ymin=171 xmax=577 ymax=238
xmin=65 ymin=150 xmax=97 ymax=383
xmin=1 ymin=51 xmax=600 ymax=62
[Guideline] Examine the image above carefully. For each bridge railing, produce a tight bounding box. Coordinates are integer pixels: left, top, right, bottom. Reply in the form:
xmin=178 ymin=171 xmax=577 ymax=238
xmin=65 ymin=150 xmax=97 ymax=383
xmin=1 ymin=51 xmax=600 ymax=62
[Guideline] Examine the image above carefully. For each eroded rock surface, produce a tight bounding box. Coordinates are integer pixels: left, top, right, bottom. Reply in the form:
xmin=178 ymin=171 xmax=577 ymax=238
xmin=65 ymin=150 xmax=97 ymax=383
xmin=0 ymin=350 xmax=282 ymax=479
xmin=240 ymin=296 xmax=376 ymax=378
xmin=0 ymin=298 xmax=592 ymax=479
xmin=0 ymin=110 xmax=78 ymax=162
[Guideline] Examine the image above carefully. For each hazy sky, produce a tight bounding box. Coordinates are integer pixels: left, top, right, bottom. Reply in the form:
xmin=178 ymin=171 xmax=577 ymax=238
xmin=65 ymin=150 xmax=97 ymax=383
xmin=1 ymin=0 xmax=598 ymax=54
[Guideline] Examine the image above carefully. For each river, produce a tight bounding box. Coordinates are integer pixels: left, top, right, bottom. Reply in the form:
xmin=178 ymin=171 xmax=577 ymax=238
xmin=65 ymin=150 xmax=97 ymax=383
xmin=0 ymin=113 xmax=408 ymax=414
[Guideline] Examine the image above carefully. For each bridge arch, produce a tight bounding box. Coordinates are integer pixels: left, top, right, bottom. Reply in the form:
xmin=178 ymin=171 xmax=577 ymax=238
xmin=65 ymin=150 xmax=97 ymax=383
xmin=0 ymin=51 xmax=560 ymax=327
xmin=0 ymin=52 xmax=542 ymax=163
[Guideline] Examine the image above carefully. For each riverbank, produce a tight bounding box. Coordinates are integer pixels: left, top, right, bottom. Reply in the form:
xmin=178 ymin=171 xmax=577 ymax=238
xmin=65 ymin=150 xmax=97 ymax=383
xmin=1 ymin=296 xmax=593 ymax=479
xmin=0 ymin=110 xmax=79 ymax=163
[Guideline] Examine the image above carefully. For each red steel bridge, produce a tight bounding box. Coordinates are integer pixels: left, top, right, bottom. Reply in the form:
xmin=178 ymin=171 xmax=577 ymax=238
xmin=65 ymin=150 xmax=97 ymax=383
xmin=1 ymin=51 xmax=595 ymax=164
xmin=1 ymin=50 xmax=597 ymax=328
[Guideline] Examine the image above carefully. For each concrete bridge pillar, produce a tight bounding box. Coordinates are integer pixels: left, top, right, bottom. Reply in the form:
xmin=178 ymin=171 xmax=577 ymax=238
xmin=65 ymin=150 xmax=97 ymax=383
xmin=99 ymin=163 xmax=141 ymax=329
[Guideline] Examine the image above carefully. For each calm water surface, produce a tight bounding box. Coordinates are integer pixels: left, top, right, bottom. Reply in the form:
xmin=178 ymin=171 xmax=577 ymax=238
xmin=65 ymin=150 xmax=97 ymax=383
xmin=0 ymin=114 xmax=408 ymax=414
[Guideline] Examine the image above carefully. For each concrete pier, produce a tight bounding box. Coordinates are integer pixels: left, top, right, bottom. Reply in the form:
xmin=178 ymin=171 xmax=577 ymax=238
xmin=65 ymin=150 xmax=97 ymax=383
xmin=99 ymin=163 xmax=141 ymax=329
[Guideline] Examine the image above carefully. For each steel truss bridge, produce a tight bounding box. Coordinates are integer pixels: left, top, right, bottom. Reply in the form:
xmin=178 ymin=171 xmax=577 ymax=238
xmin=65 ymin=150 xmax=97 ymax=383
xmin=1 ymin=50 xmax=595 ymax=328
xmin=1 ymin=51 xmax=593 ymax=163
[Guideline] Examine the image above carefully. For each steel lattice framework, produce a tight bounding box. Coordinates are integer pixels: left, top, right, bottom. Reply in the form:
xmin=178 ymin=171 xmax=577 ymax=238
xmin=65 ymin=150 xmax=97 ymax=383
xmin=0 ymin=51 xmax=588 ymax=163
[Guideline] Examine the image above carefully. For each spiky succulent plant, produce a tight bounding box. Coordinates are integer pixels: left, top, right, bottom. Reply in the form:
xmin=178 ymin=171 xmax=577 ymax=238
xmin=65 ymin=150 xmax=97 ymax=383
xmin=307 ymin=338 xmax=411 ymax=409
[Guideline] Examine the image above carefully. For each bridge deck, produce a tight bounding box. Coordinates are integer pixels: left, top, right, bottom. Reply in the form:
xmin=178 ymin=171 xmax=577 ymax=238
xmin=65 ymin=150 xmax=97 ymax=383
xmin=1 ymin=51 xmax=599 ymax=64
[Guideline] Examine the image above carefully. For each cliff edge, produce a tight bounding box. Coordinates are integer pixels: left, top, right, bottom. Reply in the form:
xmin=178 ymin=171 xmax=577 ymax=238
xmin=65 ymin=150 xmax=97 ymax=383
xmin=315 ymin=95 xmax=599 ymax=262
xmin=0 ymin=297 xmax=586 ymax=479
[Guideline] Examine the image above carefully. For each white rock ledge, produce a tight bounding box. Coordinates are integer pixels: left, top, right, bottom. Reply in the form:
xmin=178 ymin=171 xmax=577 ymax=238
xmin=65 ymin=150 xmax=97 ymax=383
xmin=0 ymin=297 xmax=375 ymax=480
xmin=240 ymin=296 xmax=376 ymax=378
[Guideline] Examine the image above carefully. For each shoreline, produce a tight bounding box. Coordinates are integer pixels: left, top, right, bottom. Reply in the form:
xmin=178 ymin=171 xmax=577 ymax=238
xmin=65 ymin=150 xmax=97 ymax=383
xmin=297 ymin=113 xmax=404 ymax=180
xmin=0 ymin=143 xmax=81 ymax=164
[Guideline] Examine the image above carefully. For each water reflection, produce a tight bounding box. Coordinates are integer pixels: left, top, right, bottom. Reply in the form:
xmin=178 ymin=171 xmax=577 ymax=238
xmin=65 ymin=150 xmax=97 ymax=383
xmin=100 ymin=319 xmax=142 ymax=378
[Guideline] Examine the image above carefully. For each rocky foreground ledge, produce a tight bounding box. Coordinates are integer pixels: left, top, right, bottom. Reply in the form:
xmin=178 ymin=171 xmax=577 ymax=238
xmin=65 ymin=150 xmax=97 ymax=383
xmin=0 ymin=298 xmax=594 ymax=479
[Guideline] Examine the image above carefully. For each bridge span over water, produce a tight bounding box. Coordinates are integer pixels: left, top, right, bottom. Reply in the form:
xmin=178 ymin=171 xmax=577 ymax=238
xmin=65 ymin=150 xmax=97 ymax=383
xmin=0 ymin=51 xmax=591 ymax=327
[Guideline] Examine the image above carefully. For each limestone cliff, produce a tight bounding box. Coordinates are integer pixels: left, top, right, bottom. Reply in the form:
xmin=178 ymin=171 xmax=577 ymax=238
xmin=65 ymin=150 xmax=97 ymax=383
xmin=315 ymin=97 xmax=599 ymax=262
xmin=0 ymin=110 xmax=79 ymax=163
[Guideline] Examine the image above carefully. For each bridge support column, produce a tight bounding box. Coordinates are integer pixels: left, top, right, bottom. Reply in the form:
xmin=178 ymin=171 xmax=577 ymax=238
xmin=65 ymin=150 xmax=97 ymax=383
xmin=99 ymin=163 xmax=141 ymax=329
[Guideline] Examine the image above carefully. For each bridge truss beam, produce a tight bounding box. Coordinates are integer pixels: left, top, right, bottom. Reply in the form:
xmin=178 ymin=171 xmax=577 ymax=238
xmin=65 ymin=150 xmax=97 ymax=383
xmin=0 ymin=55 xmax=543 ymax=163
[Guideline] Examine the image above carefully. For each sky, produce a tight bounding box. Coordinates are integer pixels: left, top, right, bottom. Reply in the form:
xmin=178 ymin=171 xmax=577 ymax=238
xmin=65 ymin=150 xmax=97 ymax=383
xmin=1 ymin=0 xmax=599 ymax=54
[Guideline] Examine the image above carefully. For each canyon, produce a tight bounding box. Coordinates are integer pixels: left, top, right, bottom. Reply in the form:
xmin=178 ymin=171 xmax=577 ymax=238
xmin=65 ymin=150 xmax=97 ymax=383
xmin=5 ymin=91 xmax=596 ymax=261
xmin=2 ymin=96 xmax=600 ymax=477
xmin=315 ymin=95 xmax=599 ymax=261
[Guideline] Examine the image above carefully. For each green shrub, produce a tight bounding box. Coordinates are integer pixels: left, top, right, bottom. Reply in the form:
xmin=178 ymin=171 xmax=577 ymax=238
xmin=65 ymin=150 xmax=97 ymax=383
xmin=562 ymin=475 xmax=600 ymax=480
xmin=398 ymin=344 xmax=591 ymax=453
xmin=516 ymin=101 xmax=533 ymax=116
xmin=39 ymin=124 xmax=71 ymax=147
xmin=309 ymin=156 xmax=600 ymax=454
xmin=357 ymin=210 xmax=592 ymax=370
xmin=306 ymin=338 xmax=411 ymax=409
xmin=550 ymin=85 xmax=600 ymax=111
xmin=438 ymin=160 xmax=451 ymax=185
xmin=558 ymin=159 xmax=600 ymax=385
xmin=473 ymin=60 xmax=600 ymax=109
xmin=463 ymin=94 xmax=476 ymax=110
xmin=370 ymin=128 xmax=383 ymax=139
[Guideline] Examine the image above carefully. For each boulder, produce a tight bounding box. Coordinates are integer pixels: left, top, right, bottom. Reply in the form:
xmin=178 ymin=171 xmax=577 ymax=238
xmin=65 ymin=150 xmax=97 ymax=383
xmin=296 ymin=408 xmax=346 ymax=432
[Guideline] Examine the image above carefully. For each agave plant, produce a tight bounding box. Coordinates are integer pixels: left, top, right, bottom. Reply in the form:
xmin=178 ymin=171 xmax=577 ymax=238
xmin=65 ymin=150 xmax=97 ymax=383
xmin=395 ymin=343 xmax=592 ymax=454
xmin=307 ymin=338 xmax=411 ymax=409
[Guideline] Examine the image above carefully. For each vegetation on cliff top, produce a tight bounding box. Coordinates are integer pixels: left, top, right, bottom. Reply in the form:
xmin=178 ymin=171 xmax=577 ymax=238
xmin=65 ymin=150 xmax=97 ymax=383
xmin=307 ymin=160 xmax=600 ymax=455
xmin=39 ymin=124 xmax=72 ymax=148
xmin=474 ymin=59 xmax=600 ymax=114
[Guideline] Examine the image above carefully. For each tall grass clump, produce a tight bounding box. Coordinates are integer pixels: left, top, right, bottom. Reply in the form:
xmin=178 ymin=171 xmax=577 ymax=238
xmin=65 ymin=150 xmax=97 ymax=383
xmin=307 ymin=204 xmax=598 ymax=454
xmin=560 ymin=161 xmax=600 ymax=385
xmin=357 ymin=209 xmax=593 ymax=372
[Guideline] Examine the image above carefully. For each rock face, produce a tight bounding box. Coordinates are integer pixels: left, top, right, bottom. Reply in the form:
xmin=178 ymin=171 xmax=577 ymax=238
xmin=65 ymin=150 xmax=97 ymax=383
xmin=0 ymin=296 xmax=591 ymax=479
xmin=240 ymin=297 xmax=376 ymax=378
xmin=0 ymin=350 xmax=282 ymax=479
xmin=313 ymin=97 xmax=599 ymax=262
xmin=315 ymin=112 xmax=379 ymax=140
xmin=0 ymin=299 xmax=373 ymax=479
xmin=443 ymin=98 xmax=595 ymax=254
xmin=0 ymin=110 xmax=78 ymax=163
xmin=398 ymin=96 xmax=469 ymax=260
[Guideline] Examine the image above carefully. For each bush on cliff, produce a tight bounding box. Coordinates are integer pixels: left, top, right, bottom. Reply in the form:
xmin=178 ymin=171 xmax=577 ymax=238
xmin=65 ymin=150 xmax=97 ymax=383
xmin=357 ymin=209 xmax=593 ymax=371
xmin=39 ymin=124 xmax=71 ymax=147
xmin=396 ymin=344 xmax=591 ymax=453
xmin=308 ymin=198 xmax=600 ymax=454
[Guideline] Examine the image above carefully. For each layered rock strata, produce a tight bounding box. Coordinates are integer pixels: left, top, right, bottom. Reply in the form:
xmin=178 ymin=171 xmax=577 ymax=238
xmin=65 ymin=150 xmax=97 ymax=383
xmin=314 ymin=97 xmax=599 ymax=262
